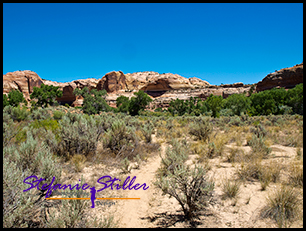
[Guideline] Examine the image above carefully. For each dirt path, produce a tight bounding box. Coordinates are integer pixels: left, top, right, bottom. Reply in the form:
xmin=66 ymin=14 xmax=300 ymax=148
xmin=116 ymin=135 xmax=166 ymax=228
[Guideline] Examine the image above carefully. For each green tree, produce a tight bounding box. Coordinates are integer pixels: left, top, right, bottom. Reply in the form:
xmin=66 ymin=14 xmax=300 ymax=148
xmin=30 ymin=84 xmax=63 ymax=108
xmin=249 ymin=91 xmax=276 ymax=116
xmin=73 ymin=87 xmax=111 ymax=115
xmin=128 ymin=90 xmax=153 ymax=116
xmin=205 ymin=94 xmax=223 ymax=118
xmin=223 ymin=93 xmax=251 ymax=116
xmin=168 ymin=98 xmax=188 ymax=116
xmin=285 ymin=83 xmax=303 ymax=115
xmin=5 ymin=89 xmax=27 ymax=107
xmin=116 ymin=95 xmax=130 ymax=113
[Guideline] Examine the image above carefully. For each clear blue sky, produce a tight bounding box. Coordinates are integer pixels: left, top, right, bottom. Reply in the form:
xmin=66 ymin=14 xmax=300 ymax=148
xmin=3 ymin=3 xmax=303 ymax=85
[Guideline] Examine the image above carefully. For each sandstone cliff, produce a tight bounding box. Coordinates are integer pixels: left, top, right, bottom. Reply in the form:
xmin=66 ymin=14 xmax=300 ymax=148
xmin=3 ymin=70 xmax=43 ymax=101
xmin=4 ymin=63 xmax=302 ymax=109
xmin=256 ymin=63 xmax=303 ymax=92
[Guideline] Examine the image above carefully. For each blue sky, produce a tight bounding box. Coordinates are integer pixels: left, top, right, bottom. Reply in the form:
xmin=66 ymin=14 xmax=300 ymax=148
xmin=3 ymin=3 xmax=303 ymax=85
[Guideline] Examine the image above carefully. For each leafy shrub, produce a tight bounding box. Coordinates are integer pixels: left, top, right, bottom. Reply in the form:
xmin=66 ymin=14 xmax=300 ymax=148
xmin=128 ymin=90 xmax=153 ymax=116
xmin=223 ymin=93 xmax=250 ymax=116
xmin=30 ymin=83 xmax=62 ymax=108
xmin=73 ymin=87 xmax=111 ymax=115
xmin=5 ymin=89 xmax=27 ymax=107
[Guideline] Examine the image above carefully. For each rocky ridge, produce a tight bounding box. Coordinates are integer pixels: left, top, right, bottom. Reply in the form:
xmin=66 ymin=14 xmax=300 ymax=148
xmin=256 ymin=63 xmax=303 ymax=92
xmin=3 ymin=63 xmax=303 ymax=108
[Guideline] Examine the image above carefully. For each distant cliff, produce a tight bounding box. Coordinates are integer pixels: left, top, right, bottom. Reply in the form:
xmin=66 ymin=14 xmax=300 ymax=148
xmin=3 ymin=63 xmax=303 ymax=108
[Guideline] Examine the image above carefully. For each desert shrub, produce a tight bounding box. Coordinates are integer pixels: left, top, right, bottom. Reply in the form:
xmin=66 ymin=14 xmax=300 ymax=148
xmin=189 ymin=117 xmax=213 ymax=142
xmin=3 ymin=131 xmax=62 ymax=228
xmin=53 ymin=110 xmax=65 ymax=120
xmin=57 ymin=114 xmax=104 ymax=159
xmin=46 ymin=176 xmax=117 ymax=228
xmin=3 ymin=158 xmax=37 ymax=228
xmin=249 ymin=123 xmax=267 ymax=138
xmin=157 ymin=139 xmax=189 ymax=177
xmin=70 ymin=154 xmax=87 ymax=172
xmin=120 ymin=157 xmax=131 ymax=173
xmin=140 ymin=121 xmax=154 ymax=143
xmin=155 ymin=164 xmax=214 ymax=220
xmin=261 ymin=185 xmax=301 ymax=228
xmin=237 ymin=159 xmax=263 ymax=181
xmin=103 ymin=119 xmax=136 ymax=156
xmin=228 ymin=115 xmax=243 ymax=126
xmin=247 ymin=135 xmax=271 ymax=159
xmin=30 ymin=107 xmax=52 ymax=120
xmin=226 ymin=148 xmax=245 ymax=163
xmin=288 ymin=162 xmax=303 ymax=187
xmin=221 ymin=178 xmax=241 ymax=199
xmin=3 ymin=114 xmax=25 ymax=147
xmin=3 ymin=105 xmax=29 ymax=122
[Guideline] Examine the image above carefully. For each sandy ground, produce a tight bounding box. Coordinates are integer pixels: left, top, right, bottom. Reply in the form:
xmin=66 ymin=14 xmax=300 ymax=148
xmin=59 ymin=135 xmax=303 ymax=228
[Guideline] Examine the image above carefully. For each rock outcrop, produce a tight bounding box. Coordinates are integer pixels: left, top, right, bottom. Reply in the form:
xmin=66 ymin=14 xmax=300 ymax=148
xmin=256 ymin=63 xmax=303 ymax=92
xmin=3 ymin=70 xmax=44 ymax=101
xmin=5 ymin=63 xmax=302 ymax=109
xmin=43 ymin=78 xmax=99 ymax=105
xmin=96 ymin=71 xmax=127 ymax=93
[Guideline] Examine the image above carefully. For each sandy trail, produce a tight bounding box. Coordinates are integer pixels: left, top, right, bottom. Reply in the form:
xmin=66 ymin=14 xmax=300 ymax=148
xmin=116 ymin=135 xmax=166 ymax=228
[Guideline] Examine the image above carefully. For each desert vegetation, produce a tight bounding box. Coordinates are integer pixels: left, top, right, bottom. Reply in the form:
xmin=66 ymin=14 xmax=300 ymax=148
xmin=3 ymin=83 xmax=303 ymax=228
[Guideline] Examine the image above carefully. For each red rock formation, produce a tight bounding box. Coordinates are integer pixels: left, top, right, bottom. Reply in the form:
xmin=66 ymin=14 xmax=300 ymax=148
xmin=256 ymin=63 xmax=303 ymax=92
xmin=3 ymin=70 xmax=43 ymax=101
xmin=96 ymin=71 xmax=127 ymax=93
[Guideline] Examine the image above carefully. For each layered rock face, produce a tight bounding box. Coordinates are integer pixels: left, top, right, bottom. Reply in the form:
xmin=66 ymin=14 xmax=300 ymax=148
xmin=3 ymin=70 xmax=43 ymax=101
xmin=4 ymin=63 xmax=302 ymax=109
xmin=256 ymin=63 xmax=303 ymax=92
xmin=96 ymin=71 xmax=127 ymax=93
xmin=1 ymin=70 xmax=250 ymax=108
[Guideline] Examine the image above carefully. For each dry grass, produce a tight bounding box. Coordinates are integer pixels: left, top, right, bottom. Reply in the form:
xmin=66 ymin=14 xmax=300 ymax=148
xmin=261 ymin=185 xmax=301 ymax=228
xmin=221 ymin=177 xmax=241 ymax=199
